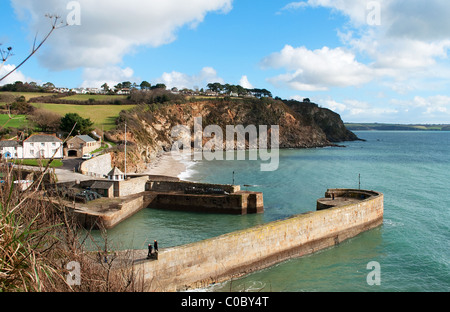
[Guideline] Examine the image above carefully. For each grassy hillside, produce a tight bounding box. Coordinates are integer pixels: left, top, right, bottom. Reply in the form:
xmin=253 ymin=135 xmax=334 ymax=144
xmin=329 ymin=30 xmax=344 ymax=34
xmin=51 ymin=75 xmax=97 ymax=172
xmin=0 ymin=91 xmax=47 ymax=101
xmin=0 ymin=114 xmax=28 ymax=129
xmin=32 ymin=103 xmax=136 ymax=130
xmin=60 ymin=94 xmax=128 ymax=102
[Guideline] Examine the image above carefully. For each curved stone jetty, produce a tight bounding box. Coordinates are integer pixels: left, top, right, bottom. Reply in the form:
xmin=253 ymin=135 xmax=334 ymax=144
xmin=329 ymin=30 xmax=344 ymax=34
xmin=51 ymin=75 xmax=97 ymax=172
xmin=130 ymin=188 xmax=383 ymax=291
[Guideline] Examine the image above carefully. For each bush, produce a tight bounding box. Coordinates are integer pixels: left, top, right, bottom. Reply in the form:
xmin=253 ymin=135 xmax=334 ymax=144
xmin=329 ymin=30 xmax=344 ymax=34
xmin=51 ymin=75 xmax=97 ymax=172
xmin=0 ymin=164 xmax=145 ymax=292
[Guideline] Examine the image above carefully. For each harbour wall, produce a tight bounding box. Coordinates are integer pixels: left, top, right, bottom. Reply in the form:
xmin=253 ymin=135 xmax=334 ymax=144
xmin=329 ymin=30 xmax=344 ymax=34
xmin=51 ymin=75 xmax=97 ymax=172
xmin=150 ymin=191 xmax=263 ymax=215
xmin=80 ymin=153 xmax=112 ymax=178
xmin=134 ymin=189 xmax=383 ymax=291
xmin=147 ymin=180 xmax=241 ymax=194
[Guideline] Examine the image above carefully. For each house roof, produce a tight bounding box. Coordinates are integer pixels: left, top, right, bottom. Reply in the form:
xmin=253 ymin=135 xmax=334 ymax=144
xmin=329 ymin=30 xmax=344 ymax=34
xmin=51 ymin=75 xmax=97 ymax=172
xmin=25 ymin=134 xmax=62 ymax=143
xmin=0 ymin=140 xmax=21 ymax=148
xmin=76 ymin=135 xmax=96 ymax=143
xmin=108 ymin=167 xmax=124 ymax=176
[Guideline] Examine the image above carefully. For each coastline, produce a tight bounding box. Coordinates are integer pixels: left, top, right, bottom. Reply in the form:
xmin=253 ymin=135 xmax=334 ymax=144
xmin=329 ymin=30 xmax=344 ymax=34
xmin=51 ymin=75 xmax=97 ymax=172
xmin=144 ymin=152 xmax=196 ymax=180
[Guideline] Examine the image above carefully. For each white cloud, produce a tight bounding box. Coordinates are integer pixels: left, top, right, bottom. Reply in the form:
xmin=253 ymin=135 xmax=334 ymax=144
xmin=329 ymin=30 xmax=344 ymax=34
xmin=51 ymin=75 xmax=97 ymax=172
xmin=323 ymin=98 xmax=399 ymax=122
xmin=0 ymin=64 xmax=34 ymax=86
xmin=392 ymin=95 xmax=450 ymax=116
xmin=316 ymin=94 xmax=450 ymax=123
xmin=239 ymin=75 xmax=253 ymax=89
xmin=274 ymin=1 xmax=450 ymax=95
xmin=155 ymin=67 xmax=224 ymax=89
xmin=80 ymin=66 xmax=135 ymax=89
xmin=11 ymin=0 xmax=233 ymax=71
xmin=262 ymin=45 xmax=375 ymax=91
xmin=280 ymin=0 xmax=371 ymax=25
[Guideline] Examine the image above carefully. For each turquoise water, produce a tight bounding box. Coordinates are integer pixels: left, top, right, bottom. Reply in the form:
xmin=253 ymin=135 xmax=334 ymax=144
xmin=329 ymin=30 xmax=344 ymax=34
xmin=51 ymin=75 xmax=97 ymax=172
xmin=96 ymin=131 xmax=450 ymax=292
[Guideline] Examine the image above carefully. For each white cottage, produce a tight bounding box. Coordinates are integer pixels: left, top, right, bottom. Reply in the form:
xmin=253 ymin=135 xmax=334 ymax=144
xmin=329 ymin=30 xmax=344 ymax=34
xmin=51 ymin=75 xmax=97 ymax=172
xmin=23 ymin=134 xmax=63 ymax=159
xmin=0 ymin=140 xmax=23 ymax=159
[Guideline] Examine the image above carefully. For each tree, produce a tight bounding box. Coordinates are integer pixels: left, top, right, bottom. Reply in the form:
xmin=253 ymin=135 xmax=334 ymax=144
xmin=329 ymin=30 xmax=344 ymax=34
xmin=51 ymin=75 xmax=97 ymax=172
xmin=60 ymin=113 xmax=94 ymax=135
xmin=121 ymin=81 xmax=132 ymax=89
xmin=29 ymin=109 xmax=61 ymax=133
xmin=207 ymin=82 xmax=223 ymax=93
xmin=261 ymin=89 xmax=272 ymax=98
xmin=152 ymin=83 xmax=166 ymax=90
xmin=140 ymin=81 xmax=151 ymax=90
xmin=114 ymin=83 xmax=123 ymax=92
xmin=101 ymin=83 xmax=110 ymax=92
xmin=43 ymin=82 xmax=55 ymax=90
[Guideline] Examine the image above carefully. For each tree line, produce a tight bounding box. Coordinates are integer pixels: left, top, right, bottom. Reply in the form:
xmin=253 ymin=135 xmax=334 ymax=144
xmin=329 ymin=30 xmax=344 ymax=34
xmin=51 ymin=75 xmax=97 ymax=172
xmin=206 ymin=82 xmax=272 ymax=98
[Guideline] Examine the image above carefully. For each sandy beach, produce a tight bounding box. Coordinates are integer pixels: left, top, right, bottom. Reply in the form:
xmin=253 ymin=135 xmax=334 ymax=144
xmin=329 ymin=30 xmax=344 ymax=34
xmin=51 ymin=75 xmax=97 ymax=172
xmin=143 ymin=152 xmax=191 ymax=179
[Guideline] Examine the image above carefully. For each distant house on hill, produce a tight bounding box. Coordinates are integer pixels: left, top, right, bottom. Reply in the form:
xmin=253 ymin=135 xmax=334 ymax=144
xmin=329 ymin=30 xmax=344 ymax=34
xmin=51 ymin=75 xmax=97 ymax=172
xmin=117 ymin=88 xmax=130 ymax=95
xmin=65 ymin=135 xmax=100 ymax=158
xmin=0 ymin=140 xmax=23 ymax=159
xmin=205 ymin=90 xmax=218 ymax=96
xmin=23 ymin=134 xmax=63 ymax=159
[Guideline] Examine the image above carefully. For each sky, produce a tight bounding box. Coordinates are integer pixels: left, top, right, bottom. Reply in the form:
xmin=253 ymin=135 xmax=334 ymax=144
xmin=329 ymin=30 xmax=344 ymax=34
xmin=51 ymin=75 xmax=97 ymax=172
xmin=1 ymin=0 xmax=450 ymax=124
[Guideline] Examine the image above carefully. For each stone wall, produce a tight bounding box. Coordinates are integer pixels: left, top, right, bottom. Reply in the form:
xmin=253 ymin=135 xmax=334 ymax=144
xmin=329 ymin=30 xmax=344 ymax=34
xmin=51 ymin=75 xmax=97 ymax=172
xmin=147 ymin=181 xmax=241 ymax=194
xmin=150 ymin=191 xmax=263 ymax=215
xmin=133 ymin=189 xmax=383 ymax=291
xmin=115 ymin=176 xmax=149 ymax=197
xmin=80 ymin=153 xmax=112 ymax=177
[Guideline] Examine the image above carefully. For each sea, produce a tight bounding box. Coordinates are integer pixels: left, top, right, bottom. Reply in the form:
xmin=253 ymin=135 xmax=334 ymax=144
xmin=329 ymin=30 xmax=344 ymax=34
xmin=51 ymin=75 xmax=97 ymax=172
xmin=93 ymin=131 xmax=450 ymax=292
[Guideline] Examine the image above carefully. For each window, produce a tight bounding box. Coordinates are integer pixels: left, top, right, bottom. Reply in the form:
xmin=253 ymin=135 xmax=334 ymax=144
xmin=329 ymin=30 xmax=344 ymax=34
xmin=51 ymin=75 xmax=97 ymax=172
xmin=41 ymin=143 xmax=45 ymax=147
xmin=30 ymin=143 xmax=34 ymax=147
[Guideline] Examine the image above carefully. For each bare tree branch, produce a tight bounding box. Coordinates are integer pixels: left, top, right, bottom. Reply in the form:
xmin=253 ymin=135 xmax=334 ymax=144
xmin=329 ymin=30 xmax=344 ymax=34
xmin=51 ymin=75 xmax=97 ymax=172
xmin=0 ymin=15 xmax=67 ymax=83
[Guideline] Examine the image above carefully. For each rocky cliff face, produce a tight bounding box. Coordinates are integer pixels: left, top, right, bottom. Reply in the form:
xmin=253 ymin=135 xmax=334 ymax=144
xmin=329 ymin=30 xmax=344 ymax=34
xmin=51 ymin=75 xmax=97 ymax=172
xmin=283 ymin=100 xmax=360 ymax=142
xmin=104 ymin=97 xmax=360 ymax=172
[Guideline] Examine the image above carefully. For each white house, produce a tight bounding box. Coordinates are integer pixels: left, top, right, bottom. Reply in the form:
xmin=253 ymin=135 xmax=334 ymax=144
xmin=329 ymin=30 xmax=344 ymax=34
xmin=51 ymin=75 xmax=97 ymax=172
xmin=0 ymin=140 xmax=23 ymax=159
xmin=116 ymin=88 xmax=130 ymax=95
xmin=23 ymin=134 xmax=64 ymax=159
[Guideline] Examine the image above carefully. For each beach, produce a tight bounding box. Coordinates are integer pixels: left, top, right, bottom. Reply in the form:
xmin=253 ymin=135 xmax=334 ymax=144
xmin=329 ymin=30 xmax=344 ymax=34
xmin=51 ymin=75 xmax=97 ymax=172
xmin=143 ymin=152 xmax=192 ymax=179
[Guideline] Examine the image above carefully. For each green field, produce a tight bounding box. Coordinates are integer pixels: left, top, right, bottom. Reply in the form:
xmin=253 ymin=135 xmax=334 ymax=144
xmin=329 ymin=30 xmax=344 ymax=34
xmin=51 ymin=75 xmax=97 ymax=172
xmin=0 ymin=114 xmax=28 ymax=129
xmin=0 ymin=92 xmax=48 ymax=102
xmin=60 ymin=94 xmax=128 ymax=102
xmin=32 ymin=103 xmax=136 ymax=130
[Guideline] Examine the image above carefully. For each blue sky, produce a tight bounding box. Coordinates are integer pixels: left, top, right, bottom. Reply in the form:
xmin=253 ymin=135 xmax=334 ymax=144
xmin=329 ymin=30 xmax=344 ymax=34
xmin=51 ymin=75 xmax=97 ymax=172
xmin=1 ymin=0 xmax=450 ymax=124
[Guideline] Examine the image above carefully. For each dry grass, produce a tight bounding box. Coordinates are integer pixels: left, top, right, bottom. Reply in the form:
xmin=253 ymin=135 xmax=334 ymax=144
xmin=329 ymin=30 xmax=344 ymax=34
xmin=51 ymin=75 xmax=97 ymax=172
xmin=0 ymin=164 xmax=146 ymax=292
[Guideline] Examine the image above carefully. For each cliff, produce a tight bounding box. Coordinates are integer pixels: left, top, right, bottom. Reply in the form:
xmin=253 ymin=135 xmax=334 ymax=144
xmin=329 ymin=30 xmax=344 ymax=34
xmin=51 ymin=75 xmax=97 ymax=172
xmin=104 ymin=97 xmax=360 ymax=172
xmin=283 ymin=100 xmax=360 ymax=142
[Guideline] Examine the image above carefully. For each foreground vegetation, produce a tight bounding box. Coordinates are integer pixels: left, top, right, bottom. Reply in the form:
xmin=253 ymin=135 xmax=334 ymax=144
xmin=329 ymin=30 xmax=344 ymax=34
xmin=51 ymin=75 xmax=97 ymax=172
xmin=0 ymin=164 xmax=144 ymax=292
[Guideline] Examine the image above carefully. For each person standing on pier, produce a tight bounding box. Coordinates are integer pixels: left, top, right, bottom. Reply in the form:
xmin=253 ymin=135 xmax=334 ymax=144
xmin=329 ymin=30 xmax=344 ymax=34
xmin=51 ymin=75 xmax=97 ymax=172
xmin=154 ymin=240 xmax=158 ymax=252
xmin=147 ymin=244 xmax=153 ymax=259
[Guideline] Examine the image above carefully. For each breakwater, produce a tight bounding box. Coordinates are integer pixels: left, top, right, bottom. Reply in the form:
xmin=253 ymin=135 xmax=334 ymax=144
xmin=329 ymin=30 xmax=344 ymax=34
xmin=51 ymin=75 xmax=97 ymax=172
xmin=63 ymin=177 xmax=264 ymax=229
xmin=132 ymin=188 xmax=384 ymax=291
